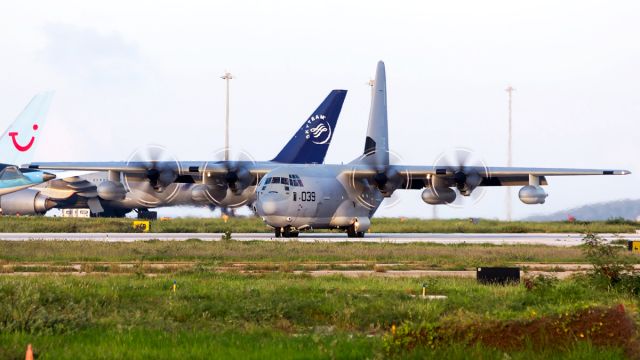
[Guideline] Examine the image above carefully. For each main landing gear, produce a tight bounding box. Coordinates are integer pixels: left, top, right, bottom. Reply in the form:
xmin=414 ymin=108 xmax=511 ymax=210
xmin=346 ymin=224 xmax=365 ymax=238
xmin=275 ymin=226 xmax=299 ymax=238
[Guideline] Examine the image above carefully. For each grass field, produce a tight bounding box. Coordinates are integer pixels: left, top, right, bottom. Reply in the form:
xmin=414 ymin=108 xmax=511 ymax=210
xmin=1 ymin=240 xmax=639 ymax=267
xmin=1 ymin=239 xmax=640 ymax=358
xmin=0 ymin=216 xmax=637 ymax=233
xmin=0 ymin=272 xmax=637 ymax=359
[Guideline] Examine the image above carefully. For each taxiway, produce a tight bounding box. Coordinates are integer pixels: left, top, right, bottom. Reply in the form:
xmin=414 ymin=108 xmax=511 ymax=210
xmin=0 ymin=232 xmax=637 ymax=246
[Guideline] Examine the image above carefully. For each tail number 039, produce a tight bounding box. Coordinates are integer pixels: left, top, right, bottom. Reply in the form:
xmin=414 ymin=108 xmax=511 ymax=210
xmin=294 ymin=192 xmax=316 ymax=202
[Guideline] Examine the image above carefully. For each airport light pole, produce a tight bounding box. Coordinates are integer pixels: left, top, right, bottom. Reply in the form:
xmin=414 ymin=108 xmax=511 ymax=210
xmin=505 ymin=85 xmax=516 ymax=221
xmin=221 ymin=71 xmax=234 ymax=162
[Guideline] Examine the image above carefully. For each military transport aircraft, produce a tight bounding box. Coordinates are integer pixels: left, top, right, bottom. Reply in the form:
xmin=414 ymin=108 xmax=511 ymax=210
xmin=249 ymin=61 xmax=630 ymax=237
xmin=28 ymin=62 xmax=631 ymax=231
xmin=19 ymin=90 xmax=347 ymax=217
xmin=0 ymin=92 xmax=56 ymax=200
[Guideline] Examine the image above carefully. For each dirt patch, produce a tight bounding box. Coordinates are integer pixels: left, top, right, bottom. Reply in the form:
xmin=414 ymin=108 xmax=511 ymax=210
xmin=387 ymin=304 xmax=639 ymax=358
xmin=295 ymin=270 xmax=475 ymax=278
xmin=518 ymin=263 xmax=640 ymax=271
xmin=0 ymin=261 xmax=596 ymax=278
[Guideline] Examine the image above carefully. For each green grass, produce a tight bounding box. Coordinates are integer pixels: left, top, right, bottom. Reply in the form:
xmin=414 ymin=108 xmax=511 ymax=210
xmin=0 ymin=329 xmax=375 ymax=360
xmin=1 ymin=238 xmax=638 ymax=358
xmin=0 ymin=216 xmax=637 ymax=233
xmin=0 ymin=330 xmax=628 ymax=359
xmin=3 ymin=240 xmax=639 ymax=267
xmin=0 ymin=273 xmax=636 ymax=359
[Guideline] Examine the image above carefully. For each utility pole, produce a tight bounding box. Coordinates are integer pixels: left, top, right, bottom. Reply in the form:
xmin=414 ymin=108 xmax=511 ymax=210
xmin=221 ymin=71 xmax=233 ymax=162
xmin=505 ymin=85 xmax=516 ymax=221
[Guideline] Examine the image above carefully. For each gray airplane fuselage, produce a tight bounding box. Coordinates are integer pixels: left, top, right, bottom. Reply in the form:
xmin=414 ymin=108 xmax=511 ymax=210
xmin=254 ymin=165 xmax=384 ymax=232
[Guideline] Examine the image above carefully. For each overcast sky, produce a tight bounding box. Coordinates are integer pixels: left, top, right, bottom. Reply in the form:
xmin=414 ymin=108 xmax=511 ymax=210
xmin=0 ymin=0 xmax=638 ymax=219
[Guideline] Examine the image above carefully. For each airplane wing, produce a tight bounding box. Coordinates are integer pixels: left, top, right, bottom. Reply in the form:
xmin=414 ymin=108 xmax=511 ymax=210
xmin=28 ymin=161 xmax=276 ymax=179
xmin=347 ymin=165 xmax=631 ymax=190
xmin=29 ymin=162 xmax=168 ymax=173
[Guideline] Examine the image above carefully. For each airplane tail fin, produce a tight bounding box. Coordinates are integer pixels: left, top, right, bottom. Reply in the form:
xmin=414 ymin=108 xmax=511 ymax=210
xmin=356 ymin=61 xmax=389 ymax=168
xmin=0 ymin=91 xmax=54 ymax=167
xmin=271 ymin=89 xmax=347 ymax=164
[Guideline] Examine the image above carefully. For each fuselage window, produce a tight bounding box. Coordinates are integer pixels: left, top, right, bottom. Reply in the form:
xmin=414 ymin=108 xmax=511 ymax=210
xmin=272 ymin=177 xmax=280 ymax=184
xmin=281 ymin=178 xmax=289 ymax=185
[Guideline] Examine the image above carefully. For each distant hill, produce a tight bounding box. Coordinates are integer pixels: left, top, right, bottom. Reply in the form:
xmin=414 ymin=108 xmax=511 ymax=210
xmin=524 ymin=199 xmax=640 ymax=221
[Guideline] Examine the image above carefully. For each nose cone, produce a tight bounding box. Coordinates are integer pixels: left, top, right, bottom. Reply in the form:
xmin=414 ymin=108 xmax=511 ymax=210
xmin=256 ymin=193 xmax=286 ymax=216
xmin=260 ymin=199 xmax=278 ymax=215
xmin=42 ymin=172 xmax=56 ymax=182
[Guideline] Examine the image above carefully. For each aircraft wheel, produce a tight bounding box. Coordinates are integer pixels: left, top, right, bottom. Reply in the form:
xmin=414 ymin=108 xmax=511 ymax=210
xmin=283 ymin=226 xmax=293 ymax=238
xmin=275 ymin=227 xmax=282 ymax=238
xmin=346 ymin=225 xmax=357 ymax=238
xmin=356 ymin=232 xmax=365 ymax=238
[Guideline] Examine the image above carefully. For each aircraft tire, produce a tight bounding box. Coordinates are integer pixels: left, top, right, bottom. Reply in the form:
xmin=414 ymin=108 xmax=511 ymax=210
xmin=346 ymin=225 xmax=357 ymax=238
xmin=283 ymin=226 xmax=294 ymax=238
xmin=275 ymin=228 xmax=282 ymax=238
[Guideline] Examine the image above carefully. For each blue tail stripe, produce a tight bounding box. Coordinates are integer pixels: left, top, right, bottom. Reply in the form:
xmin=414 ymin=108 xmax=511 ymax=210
xmin=272 ymin=90 xmax=347 ymax=164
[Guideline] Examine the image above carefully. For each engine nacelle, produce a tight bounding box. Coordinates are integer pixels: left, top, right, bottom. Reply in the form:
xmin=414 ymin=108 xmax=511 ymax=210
xmin=518 ymin=185 xmax=548 ymax=204
xmin=0 ymin=189 xmax=57 ymax=215
xmin=97 ymin=181 xmax=127 ymax=201
xmin=421 ymin=187 xmax=456 ymax=205
xmin=191 ymin=184 xmax=209 ymax=203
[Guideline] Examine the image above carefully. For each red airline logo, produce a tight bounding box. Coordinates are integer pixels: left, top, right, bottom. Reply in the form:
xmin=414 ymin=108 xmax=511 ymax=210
xmin=8 ymin=124 xmax=38 ymax=152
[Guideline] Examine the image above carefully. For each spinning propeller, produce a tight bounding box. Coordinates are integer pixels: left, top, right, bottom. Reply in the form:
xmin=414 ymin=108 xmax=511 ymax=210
xmin=431 ymin=148 xmax=490 ymax=208
xmin=198 ymin=148 xmax=257 ymax=208
xmin=123 ymin=145 xmax=182 ymax=206
xmin=349 ymin=150 xmax=409 ymax=210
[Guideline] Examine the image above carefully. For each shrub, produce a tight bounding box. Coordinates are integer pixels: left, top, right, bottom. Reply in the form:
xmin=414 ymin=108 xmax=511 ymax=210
xmin=582 ymin=233 xmax=632 ymax=286
xmin=524 ymin=274 xmax=559 ymax=292
xmin=582 ymin=233 xmax=640 ymax=297
xmin=605 ymin=217 xmax=637 ymax=225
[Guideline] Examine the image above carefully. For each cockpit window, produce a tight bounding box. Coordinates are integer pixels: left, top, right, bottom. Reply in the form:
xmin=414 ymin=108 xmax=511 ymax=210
xmin=0 ymin=166 xmax=25 ymax=181
xmin=286 ymin=174 xmax=303 ymax=187
xmin=263 ymin=175 xmax=303 ymax=187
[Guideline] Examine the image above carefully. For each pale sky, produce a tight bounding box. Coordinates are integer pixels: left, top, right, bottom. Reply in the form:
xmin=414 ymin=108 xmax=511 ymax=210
xmin=0 ymin=0 xmax=638 ymax=219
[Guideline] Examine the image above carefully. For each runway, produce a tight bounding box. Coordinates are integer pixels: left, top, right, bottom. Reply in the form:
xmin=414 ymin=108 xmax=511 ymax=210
xmin=0 ymin=232 xmax=638 ymax=246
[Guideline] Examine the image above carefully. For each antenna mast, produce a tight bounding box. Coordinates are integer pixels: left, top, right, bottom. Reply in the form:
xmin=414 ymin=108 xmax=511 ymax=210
xmin=221 ymin=71 xmax=234 ymax=162
xmin=505 ymin=85 xmax=516 ymax=221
